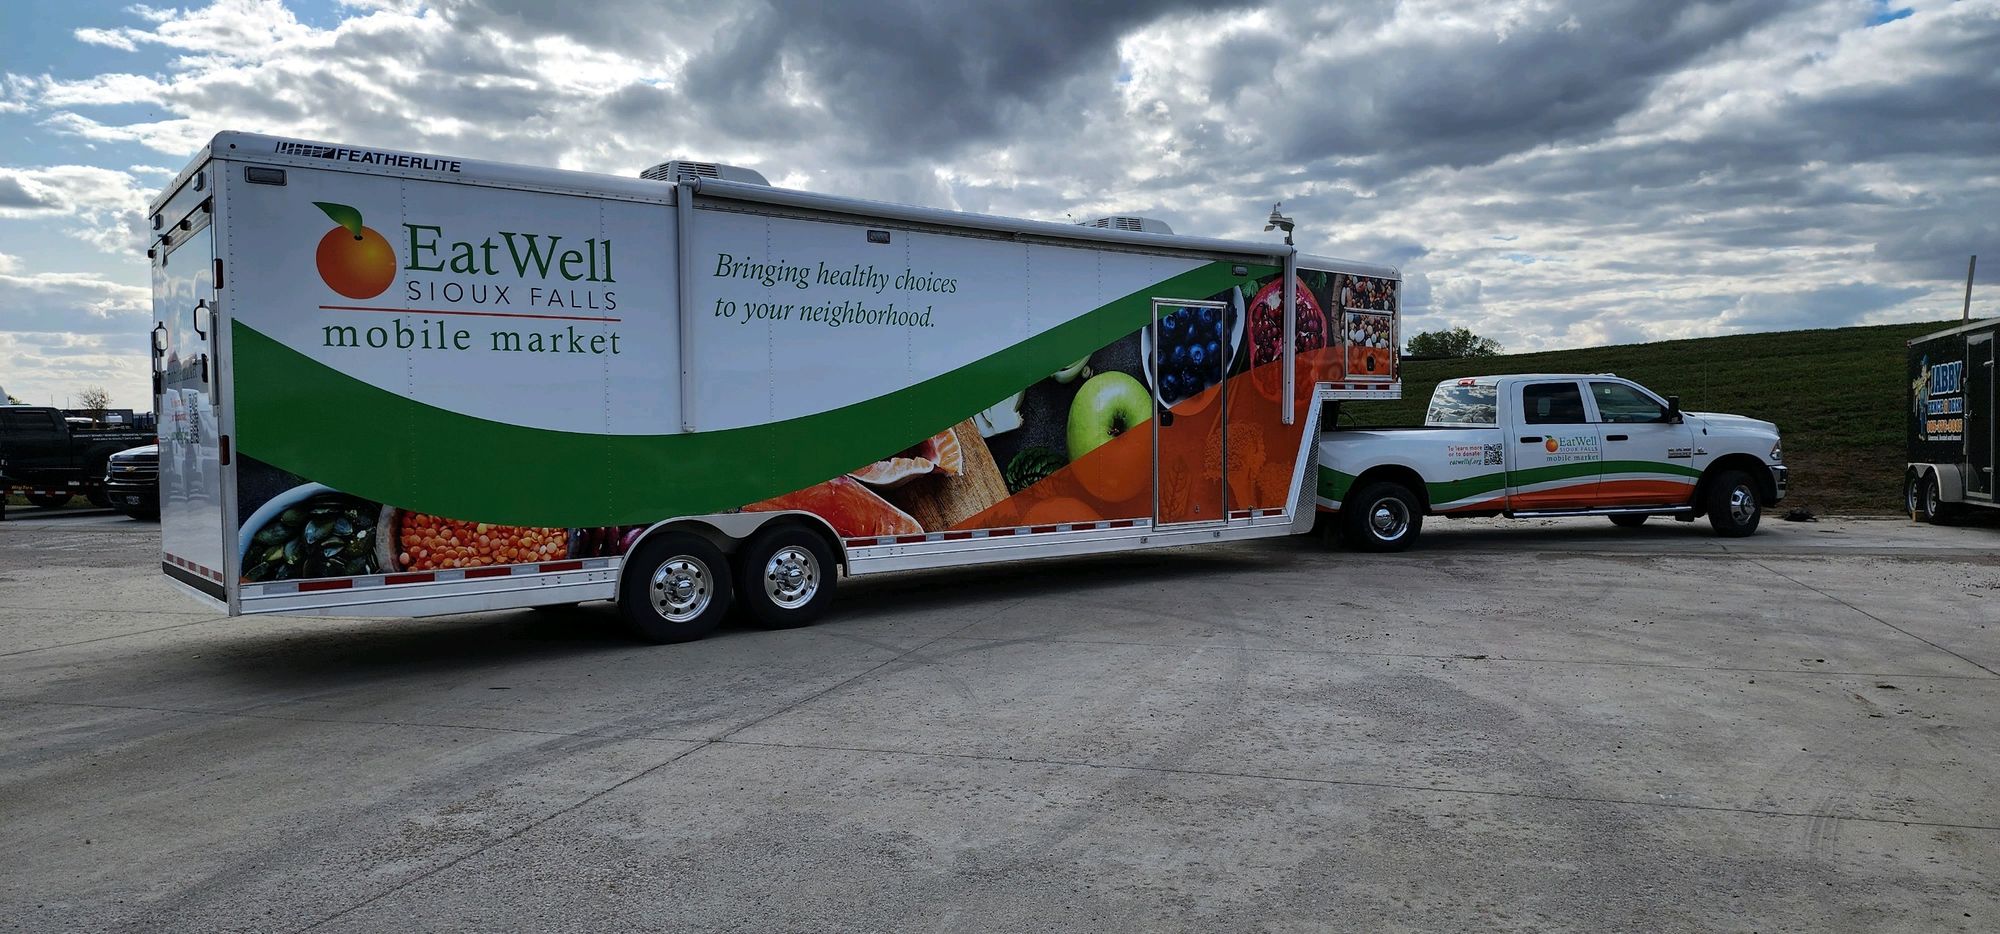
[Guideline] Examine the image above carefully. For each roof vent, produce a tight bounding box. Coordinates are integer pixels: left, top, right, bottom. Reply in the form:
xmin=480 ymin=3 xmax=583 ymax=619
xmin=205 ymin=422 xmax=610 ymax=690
xmin=640 ymin=160 xmax=769 ymax=185
xmin=1079 ymin=215 xmax=1174 ymax=235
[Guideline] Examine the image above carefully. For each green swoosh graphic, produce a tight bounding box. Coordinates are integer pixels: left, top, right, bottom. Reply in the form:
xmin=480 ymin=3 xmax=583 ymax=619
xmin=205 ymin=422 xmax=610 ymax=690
xmin=236 ymin=261 xmax=1265 ymax=527
xmin=1319 ymin=460 xmax=1702 ymax=506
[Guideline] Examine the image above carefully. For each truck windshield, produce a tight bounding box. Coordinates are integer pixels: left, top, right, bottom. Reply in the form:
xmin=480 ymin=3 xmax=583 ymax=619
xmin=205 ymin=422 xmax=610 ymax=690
xmin=1425 ymin=384 xmax=1498 ymax=426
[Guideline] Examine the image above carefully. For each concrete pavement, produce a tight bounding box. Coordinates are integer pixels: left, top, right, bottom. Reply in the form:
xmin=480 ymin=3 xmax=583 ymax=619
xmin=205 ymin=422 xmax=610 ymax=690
xmin=1 ymin=514 xmax=1995 ymax=932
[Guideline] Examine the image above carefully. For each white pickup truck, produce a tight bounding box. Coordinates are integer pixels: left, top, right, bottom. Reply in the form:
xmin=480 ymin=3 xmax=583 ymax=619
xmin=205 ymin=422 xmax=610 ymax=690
xmin=1317 ymin=374 xmax=1787 ymax=550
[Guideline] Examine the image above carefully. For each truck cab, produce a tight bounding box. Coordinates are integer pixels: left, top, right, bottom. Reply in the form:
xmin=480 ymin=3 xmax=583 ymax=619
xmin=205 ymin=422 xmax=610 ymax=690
xmin=0 ymin=406 xmax=153 ymax=510
xmin=1318 ymin=374 xmax=1787 ymax=549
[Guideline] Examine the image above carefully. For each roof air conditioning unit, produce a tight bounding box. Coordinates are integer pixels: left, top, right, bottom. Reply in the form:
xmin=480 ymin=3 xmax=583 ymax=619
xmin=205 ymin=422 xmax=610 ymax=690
xmin=640 ymin=160 xmax=769 ymax=185
xmin=1079 ymin=215 xmax=1173 ymax=235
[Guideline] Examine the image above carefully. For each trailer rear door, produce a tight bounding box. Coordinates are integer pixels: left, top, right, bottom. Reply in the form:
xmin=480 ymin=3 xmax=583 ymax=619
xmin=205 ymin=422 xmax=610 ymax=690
xmin=152 ymin=200 xmax=230 ymax=604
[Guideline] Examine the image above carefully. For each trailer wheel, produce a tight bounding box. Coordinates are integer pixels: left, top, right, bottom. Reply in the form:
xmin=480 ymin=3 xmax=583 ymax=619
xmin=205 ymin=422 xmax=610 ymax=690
xmin=1704 ymin=470 xmax=1761 ymax=537
xmin=735 ymin=525 xmax=836 ymax=629
xmin=1342 ymin=481 xmax=1423 ymax=552
xmin=1907 ymin=472 xmax=1932 ymax=522
xmin=1921 ymin=474 xmax=1953 ymax=525
xmin=26 ymin=492 xmax=71 ymax=509
xmin=1609 ymin=514 xmax=1649 ymax=528
xmin=618 ymin=532 xmax=733 ymax=644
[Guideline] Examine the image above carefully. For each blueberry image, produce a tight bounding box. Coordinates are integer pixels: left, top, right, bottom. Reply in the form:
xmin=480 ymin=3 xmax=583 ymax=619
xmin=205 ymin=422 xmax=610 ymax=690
xmin=1190 ymin=344 xmax=1206 ymax=367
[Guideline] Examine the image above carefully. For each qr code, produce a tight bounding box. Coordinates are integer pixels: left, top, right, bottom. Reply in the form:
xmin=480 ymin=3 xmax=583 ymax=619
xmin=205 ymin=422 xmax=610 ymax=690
xmin=1482 ymin=444 xmax=1503 ymax=466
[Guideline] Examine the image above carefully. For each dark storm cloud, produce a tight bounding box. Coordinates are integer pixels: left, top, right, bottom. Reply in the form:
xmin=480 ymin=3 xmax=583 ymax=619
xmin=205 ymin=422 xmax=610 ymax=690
xmin=675 ymin=0 xmax=1255 ymax=157
xmin=1276 ymin=0 xmax=1806 ymax=171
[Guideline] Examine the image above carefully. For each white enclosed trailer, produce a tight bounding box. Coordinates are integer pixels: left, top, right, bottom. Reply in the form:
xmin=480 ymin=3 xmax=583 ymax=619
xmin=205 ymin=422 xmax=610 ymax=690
xmin=148 ymin=133 xmax=1401 ymax=641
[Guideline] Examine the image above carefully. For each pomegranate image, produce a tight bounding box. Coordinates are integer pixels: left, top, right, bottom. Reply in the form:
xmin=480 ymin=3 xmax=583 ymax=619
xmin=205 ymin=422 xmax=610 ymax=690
xmin=1248 ymin=278 xmax=1328 ymax=370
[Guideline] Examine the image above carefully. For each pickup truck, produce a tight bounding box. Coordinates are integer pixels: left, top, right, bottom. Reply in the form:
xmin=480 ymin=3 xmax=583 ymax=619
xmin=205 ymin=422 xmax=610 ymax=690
xmin=0 ymin=406 xmax=154 ymax=512
xmin=1318 ymin=374 xmax=1787 ymax=550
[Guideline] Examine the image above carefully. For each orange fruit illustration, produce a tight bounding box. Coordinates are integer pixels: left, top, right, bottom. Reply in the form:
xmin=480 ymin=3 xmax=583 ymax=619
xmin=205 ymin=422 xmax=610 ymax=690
xmin=1544 ymin=437 xmax=1559 ymax=453
xmin=312 ymin=201 xmax=396 ymax=299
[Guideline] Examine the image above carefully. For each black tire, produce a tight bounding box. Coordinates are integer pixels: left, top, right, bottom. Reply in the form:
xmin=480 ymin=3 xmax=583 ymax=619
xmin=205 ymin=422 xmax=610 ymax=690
xmin=617 ymin=532 xmax=733 ymax=644
xmin=26 ymin=492 xmax=70 ymax=509
xmin=1908 ymin=472 xmax=1933 ymax=523
xmin=1921 ymin=473 xmax=1952 ymax=525
xmin=734 ymin=525 xmax=837 ymax=629
xmin=1341 ymin=481 xmax=1424 ymax=552
xmin=1609 ymin=514 xmax=1649 ymax=528
xmin=1704 ymin=469 xmax=1762 ymax=537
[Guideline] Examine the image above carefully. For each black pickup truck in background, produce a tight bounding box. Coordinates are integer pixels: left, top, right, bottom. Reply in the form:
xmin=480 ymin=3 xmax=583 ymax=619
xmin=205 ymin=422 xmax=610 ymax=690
xmin=1 ymin=406 xmax=154 ymax=514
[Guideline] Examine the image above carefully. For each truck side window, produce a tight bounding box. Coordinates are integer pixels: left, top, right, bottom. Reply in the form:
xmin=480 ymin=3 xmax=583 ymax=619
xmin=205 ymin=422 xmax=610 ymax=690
xmin=1590 ymin=382 xmax=1665 ymax=423
xmin=1424 ymin=384 xmax=1498 ymax=426
xmin=1522 ymin=383 xmax=1586 ymax=425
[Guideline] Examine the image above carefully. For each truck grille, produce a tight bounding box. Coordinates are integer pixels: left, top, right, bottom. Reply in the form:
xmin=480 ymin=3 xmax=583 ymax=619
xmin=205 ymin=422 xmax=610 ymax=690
xmin=108 ymin=456 xmax=158 ymax=481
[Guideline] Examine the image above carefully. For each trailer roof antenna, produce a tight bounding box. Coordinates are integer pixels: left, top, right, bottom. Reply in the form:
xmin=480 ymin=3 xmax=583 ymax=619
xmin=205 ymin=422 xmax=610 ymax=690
xmin=1264 ymin=203 xmax=1294 ymax=246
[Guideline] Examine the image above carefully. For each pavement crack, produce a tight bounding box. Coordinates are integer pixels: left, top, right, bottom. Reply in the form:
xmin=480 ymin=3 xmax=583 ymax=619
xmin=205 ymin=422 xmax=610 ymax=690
xmin=1745 ymin=556 xmax=2000 ymax=678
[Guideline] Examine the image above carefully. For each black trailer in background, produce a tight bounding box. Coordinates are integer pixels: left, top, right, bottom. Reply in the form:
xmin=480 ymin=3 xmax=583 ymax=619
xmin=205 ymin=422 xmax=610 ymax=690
xmin=1907 ymin=319 xmax=1998 ymax=520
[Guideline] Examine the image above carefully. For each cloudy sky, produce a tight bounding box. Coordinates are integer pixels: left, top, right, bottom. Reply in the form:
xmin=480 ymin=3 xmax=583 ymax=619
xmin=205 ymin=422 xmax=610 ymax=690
xmin=1 ymin=0 xmax=1994 ymax=409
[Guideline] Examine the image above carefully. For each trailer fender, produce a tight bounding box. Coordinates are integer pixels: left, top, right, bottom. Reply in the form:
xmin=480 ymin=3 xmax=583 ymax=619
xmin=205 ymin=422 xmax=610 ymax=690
xmin=623 ymin=512 xmax=848 ymax=573
xmin=1908 ymin=463 xmax=1965 ymax=504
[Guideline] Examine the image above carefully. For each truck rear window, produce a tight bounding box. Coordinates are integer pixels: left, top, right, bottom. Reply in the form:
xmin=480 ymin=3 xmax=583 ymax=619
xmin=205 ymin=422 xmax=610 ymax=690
xmin=1425 ymin=384 xmax=1498 ymax=426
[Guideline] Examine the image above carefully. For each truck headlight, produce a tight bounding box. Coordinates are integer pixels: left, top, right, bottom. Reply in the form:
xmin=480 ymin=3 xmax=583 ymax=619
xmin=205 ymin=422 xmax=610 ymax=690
xmin=1769 ymin=442 xmax=1783 ymax=463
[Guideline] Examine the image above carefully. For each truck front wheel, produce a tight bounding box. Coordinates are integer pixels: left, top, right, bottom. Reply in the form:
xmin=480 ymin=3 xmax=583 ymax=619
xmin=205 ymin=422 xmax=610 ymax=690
xmin=1704 ymin=470 xmax=1761 ymax=537
xmin=1342 ymin=481 xmax=1423 ymax=552
xmin=619 ymin=532 xmax=734 ymax=644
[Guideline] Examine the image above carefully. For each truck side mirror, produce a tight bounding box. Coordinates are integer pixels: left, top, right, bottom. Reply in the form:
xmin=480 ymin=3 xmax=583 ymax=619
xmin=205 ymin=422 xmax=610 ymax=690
xmin=1664 ymin=395 xmax=1682 ymax=423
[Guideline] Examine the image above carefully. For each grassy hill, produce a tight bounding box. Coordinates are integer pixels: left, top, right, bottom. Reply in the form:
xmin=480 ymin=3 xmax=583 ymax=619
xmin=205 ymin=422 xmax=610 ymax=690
xmin=1339 ymin=319 xmax=1963 ymax=515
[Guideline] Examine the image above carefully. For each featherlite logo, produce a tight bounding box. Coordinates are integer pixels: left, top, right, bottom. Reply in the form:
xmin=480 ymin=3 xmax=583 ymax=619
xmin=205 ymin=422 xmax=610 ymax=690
xmin=312 ymin=202 xmax=624 ymax=357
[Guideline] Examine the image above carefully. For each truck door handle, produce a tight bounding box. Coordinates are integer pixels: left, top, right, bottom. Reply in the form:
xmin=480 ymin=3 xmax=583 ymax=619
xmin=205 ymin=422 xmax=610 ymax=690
xmin=1606 ymin=434 xmax=1628 ymax=441
xmin=1519 ymin=436 xmax=1540 ymax=444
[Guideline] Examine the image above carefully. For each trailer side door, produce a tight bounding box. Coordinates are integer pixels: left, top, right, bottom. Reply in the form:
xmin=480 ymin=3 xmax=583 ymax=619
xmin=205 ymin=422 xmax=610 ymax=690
xmin=1970 ymin=333 xmax=1993 ymax=497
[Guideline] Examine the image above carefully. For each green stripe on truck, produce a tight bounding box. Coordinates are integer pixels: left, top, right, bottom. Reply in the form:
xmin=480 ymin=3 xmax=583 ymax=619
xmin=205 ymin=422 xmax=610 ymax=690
xmin=234 ymin=261 xmax=1267 ymax=528
xmin=1320 ymin=459 xmax=1702 ymax=506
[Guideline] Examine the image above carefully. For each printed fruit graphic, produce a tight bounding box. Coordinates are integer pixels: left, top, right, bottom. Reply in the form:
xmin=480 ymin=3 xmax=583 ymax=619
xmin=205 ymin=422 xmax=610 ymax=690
xmin=1067 ymin=371 xmax=1152 ymax=462
xmin=1249 ymin=279 xmax=1328 ymax=368
xmin=1545 ymin=437 xmax=1559 ymax=453
xmin=1248 ymin=278 xmax=1329 ymax=400
xmin=313 ymin=201 xmax=396 ymax=299
xmin=1154 ymin=303 xmax=1233 ymax=406
xmin=1067 ymin=371 xmax=1154 ymax=503
xmin=743 ymin=476 xmax=922 ymax=539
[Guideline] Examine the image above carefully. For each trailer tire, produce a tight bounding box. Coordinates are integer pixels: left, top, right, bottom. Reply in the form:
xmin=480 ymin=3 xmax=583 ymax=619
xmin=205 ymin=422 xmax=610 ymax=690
xmin=735 ymin=525 xmax=836 ymax=629
xmin=1342 ymin=481 xmax=1423 ymax=552
xmin=26 ymin=492 xmax=70 ymax=509
xmin=1921 ymin=474 xmax=1953 ymax=525
xmin=1609 ymin=514 xmax=1649 ymax=528
xmin=619 ymin=532 xmax=733 ymax=644
xmin=1907 ymin=472 xmax=1933 ymax=523
xmin=1704 ymin=469 xmax=1761 ymax=537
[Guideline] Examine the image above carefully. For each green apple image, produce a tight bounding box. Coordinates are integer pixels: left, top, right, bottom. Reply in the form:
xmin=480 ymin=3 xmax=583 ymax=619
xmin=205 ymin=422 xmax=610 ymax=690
xmin=1067 ymin=371 xmax=1153 ymax=460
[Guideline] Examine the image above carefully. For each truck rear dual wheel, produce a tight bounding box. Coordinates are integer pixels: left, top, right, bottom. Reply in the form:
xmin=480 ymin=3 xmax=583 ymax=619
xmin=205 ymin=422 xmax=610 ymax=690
xmin=1342 ymin=481 xmax=1423 ymax=552
xmin=617 ymin=527 xmax=838 ymax=643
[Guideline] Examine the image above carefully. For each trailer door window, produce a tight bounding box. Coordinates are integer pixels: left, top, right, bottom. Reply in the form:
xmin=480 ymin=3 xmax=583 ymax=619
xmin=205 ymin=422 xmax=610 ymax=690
xmin=1522 ymin=382 xmax=1587 ymax=424
xmin=1590 ymin=381 xmax=1665 ymax=423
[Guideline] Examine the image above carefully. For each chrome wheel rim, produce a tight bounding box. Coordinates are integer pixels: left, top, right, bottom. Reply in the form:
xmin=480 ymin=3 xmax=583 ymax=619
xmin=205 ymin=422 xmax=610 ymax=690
xmin=1907 ymin=478 xmax=1920 ymax=514
xmin=762 ymin=545 xmax=820 ymax=609
xmin=1926 ymin=481 xmax=1940 ymax=517
xmin=1368 ymin=498 xmax=1411 ymax=541
xmin=649 ymin=556 xmax=712 ymax=623
xmin=1728 ymin=485 xmax=1758 ymax=525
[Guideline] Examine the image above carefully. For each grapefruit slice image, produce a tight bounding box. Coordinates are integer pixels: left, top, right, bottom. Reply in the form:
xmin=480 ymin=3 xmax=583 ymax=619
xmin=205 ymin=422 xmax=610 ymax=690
xmin=743 ymin=476 xmax=923 ymax=539
xmin=848 ymin=428 xmax=964 ymax=488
